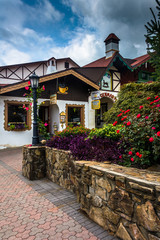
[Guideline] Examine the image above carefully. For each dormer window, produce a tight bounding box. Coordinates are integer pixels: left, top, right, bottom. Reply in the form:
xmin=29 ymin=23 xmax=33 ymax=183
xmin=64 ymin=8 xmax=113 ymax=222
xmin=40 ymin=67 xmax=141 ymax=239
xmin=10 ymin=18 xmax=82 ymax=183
xmin=65 ymin=62 xmax=69 ymax=69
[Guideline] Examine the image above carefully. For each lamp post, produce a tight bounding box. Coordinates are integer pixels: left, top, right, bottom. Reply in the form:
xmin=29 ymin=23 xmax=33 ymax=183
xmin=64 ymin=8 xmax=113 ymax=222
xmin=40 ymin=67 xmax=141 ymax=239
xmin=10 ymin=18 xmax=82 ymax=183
xmin=29 ymin=72 xmax=39 ymax=145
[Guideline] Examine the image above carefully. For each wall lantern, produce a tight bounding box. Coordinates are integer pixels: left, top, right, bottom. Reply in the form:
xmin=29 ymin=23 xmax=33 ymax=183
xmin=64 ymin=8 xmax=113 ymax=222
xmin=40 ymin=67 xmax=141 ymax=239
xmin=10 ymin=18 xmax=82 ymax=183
xmin=59 ymin=111 xmax=66 ymax=129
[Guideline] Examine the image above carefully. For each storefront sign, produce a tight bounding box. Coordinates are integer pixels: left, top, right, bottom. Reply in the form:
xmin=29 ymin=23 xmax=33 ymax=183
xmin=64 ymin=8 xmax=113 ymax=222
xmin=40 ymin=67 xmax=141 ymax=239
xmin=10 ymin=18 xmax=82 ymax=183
xmin=91 ymin=100 xmax=100 ymax=110
xmin=50 ymin=94 xmax=57 ymax=105
xmin=91 ymin=91 xmax=100 ymax=100
xmin=100 ymin=92 xmax=117 ymax=101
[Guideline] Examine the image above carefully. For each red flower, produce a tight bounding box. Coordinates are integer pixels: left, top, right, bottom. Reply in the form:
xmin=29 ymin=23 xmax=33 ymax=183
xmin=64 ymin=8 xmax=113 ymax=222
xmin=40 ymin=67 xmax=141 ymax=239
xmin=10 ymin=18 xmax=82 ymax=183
xmin=152 ymin=127 xmax=156 ymax=130
xmin=139 ymin=106 xmax=143 ymax=109
xmin=155 ymin=96 xmax=159 ymax=99
xmin=139 ymin=154 xmax=142 ymax=158
xmin=128 ymin=151 xmax=132 ymax=155
xmin=124 ymin=109 xmax=130 ymax=114
xmin=147 ymin=97 xmax=151 ymax=100
xmin=44 ymin=123 xmax=48 ymax=126
xmin=42 ymin=85 xmax=45 ymax=91
xmin=117 ymin=113 xmax=122 ymax=117
xmin=25 ymin=107 xmax=29 ymax=111
xmin=25 ymin=86 xmax=29 ymax=90
xmin=157 ymin=131 xmax=160 ymax=137
xmin=23 ymin=104 xmax=25 ymax=108
xmin=119 ymin=156 xmax=122 ymax=159
xmin=131 ymin=158 xmax=134 ymax=162
xmin=28 ymin=81 xmax=31 ymax=85
xmin=116 ymin=130 xmax=120 ymax=134
xmin=30 ymin=102 xmax=32 ymax=106
xmin=137 ymin=114 xmax=141 ymax=118
xmin=145 ymin=116 xmax=149 ymax=119
xmin=136 ymin=152 xmax=140 ymax=156
xmin=149 ymin=137 xmax=154 ymax=142
xmin=150 ymin=102 xmax=154 ymax=105
xmin=113 ymin=121 xmax=118 ymax=126
xmin=127 ymin=121 xmax=131 ymax=126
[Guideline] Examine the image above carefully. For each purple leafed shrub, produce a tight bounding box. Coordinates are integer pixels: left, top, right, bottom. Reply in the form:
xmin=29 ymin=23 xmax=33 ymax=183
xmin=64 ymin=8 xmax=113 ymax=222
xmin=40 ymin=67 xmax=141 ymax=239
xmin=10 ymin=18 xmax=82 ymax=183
xmin=46 ymin=134 xmax=124 ymax=163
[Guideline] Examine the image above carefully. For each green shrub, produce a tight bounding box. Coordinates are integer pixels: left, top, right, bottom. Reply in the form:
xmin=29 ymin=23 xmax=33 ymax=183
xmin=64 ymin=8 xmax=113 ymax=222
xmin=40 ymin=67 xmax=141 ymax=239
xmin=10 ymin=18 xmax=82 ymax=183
xmin=114 ymin=95 xmax=160 ymax=168
xmin=55 ymin=126 xmax=91 ymax=137
xmin=104 ymin=82 xmax=160 ymax=124
xmin=88 ymin=124 xmax=123 ymax=140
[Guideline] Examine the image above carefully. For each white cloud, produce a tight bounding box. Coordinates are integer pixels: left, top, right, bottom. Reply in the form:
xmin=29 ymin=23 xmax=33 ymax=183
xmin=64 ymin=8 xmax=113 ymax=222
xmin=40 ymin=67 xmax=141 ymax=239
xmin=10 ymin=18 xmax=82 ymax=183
xmin=49 ymin=32 xmax=103 ymax=66
xmin=0 ymin=41 xmax=31 ymax=65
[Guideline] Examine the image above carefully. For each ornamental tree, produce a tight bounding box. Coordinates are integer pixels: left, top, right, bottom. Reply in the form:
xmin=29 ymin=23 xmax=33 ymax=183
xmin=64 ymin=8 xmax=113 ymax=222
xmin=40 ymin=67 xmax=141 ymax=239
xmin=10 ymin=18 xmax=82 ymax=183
xmin=145 ymin=0 xmax=160 ymax=81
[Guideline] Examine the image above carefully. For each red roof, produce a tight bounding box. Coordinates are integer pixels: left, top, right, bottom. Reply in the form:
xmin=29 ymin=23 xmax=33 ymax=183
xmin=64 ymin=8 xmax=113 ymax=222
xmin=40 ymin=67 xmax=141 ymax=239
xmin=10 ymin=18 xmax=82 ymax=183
xmin=104 ymin=33 xmax=120 ymax=42
xmin=83 ymin=53 xmax=116 ymax=68
xmin=131 ymin=53 xmax=150 ymax=68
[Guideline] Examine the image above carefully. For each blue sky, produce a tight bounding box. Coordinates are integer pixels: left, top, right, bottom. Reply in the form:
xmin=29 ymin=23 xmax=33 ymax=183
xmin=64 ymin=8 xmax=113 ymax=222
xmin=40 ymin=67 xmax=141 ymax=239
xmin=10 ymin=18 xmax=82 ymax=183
xmin=0 ymin=0 xmax=156 ymax=66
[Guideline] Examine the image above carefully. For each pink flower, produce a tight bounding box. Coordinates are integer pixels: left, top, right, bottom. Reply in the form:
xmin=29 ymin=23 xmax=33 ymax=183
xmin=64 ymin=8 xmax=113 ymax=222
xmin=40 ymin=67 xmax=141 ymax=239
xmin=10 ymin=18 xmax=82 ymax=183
xmin=157 ymin=131 xmax=160 ymax=137
xmin=155 ymin=96 xmax=159 ymax=99
xmin=126 ymin=121 xmax=131 ymax=126
xmin=131 ymin=158 xmax=134 ymax=162
xmin=44 ymin=123 xmax=48 ymax=126
xmin=152 ymin=127 xmax=156 ymax=130
xmin=25 ymin=107 xmax=29 ymax=111
xmin=23 ymin=93 xmax=26 ymax=96
xmin=119 ymin=155 xmax=122 ymax=159
xmin=128 ymin=151 xmax=133 ymax=155
xmin=136 ymin=152 xmax=140 ymax=156
xmin=116 ymin=130 xmax=120 ymax=134
xmin=137 ymin=114 xmax=141 ymax=118
xmin=28 ymin=81 xmax=31 ymax=85
xmin=147 ymin=97 xmax=151 ymax=100
xmin=149 ymin=137 xmax=154 ymax=142
xmin=30 ymin=102 xmax=32 ymax=106
xmin=113 ymin=121 xmax=118 ymax=126
xmin=25 ymin=86 xmax=29 ymax=90
xmin=42 ymin=85 xmax=45 ymax=91
xmin=23 ymin=104 xmax=25 ymax=108
xmin=139 ymin=106 xmax=143 ymax=109
xmin=145 ymin=116 xmax=149 ymax=119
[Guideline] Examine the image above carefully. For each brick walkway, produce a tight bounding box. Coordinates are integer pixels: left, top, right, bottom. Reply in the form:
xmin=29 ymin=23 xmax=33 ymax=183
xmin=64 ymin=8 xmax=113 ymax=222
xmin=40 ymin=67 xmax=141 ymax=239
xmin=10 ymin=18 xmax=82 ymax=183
xmin=0 ymin=148 xmax=119 ymax=240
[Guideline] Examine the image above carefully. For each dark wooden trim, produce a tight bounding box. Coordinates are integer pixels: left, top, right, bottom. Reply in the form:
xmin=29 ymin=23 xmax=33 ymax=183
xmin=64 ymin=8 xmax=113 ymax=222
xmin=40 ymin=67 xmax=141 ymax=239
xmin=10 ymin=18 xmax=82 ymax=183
xmin=4 ymin=100 xmax=32 ymax=131
xmin=65 ymin=104 xmax=85 ymax=127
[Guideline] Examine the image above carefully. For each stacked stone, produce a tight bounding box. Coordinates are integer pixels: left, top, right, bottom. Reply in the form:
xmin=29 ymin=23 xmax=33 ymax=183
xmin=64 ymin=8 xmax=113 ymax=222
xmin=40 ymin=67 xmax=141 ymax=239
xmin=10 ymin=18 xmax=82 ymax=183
xmin=22 ymin=146 xmax=46 ymax=180
xmin=23 ymin=146 xmax=160 ymax=239
xmin=74 ymin=162 xmax=160 ymax=240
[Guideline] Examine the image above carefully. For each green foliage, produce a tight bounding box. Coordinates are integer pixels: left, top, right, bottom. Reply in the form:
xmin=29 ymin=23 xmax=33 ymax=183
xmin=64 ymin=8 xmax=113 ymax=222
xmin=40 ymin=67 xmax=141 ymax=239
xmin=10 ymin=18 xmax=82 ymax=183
xmin=145 ymin=0 xmax=160 ymax=81
xmin=38 ymin=119 xmax=50 ymax=140
xmin=88 ymin=124 xmax=123 ymax=140
xmin=114 ymin=95 xmax=160 ymax=168
xmin=104 ymin=82 xmax=160 ymax=123
xmin=9 ymin=124 xmax=15 ymax=130
xmin=55 ymin=126 xmax=91 ymax=137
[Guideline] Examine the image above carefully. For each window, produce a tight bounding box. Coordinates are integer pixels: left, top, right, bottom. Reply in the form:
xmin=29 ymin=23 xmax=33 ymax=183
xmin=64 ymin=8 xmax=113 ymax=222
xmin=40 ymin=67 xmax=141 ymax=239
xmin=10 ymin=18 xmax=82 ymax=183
xmin=66 ymin=104 xmax=85 ymax=127
xmin=138 ymin=71 xmax=155 ymax=83
xmin=4 ymin=101 xmax=31 ymax=131
xmin=65 ymin=62 xmax=69 ymax=69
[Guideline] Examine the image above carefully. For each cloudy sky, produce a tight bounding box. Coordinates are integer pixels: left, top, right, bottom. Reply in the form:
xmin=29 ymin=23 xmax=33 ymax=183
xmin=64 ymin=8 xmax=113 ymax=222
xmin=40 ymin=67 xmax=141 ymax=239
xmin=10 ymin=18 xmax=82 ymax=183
xmin=0 ymin=0 xmax=157 ymax=67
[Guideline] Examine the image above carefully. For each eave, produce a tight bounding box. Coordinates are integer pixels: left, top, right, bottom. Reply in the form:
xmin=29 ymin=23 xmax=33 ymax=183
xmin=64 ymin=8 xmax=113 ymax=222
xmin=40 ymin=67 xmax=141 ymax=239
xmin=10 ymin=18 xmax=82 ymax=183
xmin=0 ymin=69 xmax=99 ymax=95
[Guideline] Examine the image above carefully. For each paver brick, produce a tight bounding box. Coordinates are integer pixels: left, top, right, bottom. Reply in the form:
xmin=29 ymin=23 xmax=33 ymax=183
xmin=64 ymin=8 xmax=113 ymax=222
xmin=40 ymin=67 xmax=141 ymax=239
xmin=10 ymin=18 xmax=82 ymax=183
xmin=0 ymin=148 xmax=119 ymax=240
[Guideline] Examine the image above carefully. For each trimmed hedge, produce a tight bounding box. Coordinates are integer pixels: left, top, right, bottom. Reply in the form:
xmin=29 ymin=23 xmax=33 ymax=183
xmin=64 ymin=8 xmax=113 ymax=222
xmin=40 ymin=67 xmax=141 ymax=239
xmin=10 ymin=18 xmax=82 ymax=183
xmin=104 ymin=82 xmax=160 ymax=123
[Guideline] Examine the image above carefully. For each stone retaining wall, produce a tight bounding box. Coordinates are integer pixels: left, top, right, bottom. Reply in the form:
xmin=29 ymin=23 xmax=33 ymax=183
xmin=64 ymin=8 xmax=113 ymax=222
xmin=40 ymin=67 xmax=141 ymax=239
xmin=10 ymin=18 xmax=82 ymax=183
xmin=23 ymin=146 xmax=160 ymax=240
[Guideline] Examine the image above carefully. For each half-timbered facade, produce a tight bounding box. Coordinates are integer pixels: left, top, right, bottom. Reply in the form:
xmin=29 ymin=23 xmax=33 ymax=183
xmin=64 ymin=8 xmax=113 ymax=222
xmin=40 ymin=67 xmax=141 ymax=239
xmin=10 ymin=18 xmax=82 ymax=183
xmin=0 ymin=33 xmax=155 ymax=147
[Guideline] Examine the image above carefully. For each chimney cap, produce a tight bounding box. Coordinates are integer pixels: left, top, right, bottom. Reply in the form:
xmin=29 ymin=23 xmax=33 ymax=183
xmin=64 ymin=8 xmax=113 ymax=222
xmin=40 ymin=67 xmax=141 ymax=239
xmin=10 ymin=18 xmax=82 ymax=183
xmin=104 ymin=33 xmax=120 ymax=43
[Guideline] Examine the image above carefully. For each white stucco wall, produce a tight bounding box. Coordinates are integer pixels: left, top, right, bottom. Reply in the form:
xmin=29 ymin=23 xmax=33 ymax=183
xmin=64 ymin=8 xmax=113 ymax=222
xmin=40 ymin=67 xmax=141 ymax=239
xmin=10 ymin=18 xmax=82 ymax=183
xmin=0 ymin=96 xmax=48 ymax=148
xmin=56 ymin=100 xmax=89 ymax=131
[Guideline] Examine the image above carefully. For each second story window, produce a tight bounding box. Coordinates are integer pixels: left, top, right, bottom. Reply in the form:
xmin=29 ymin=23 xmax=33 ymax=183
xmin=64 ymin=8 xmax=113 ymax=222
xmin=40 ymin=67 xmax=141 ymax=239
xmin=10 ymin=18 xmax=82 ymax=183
xmin=65 ymin=62 xmax=69 ymax=69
